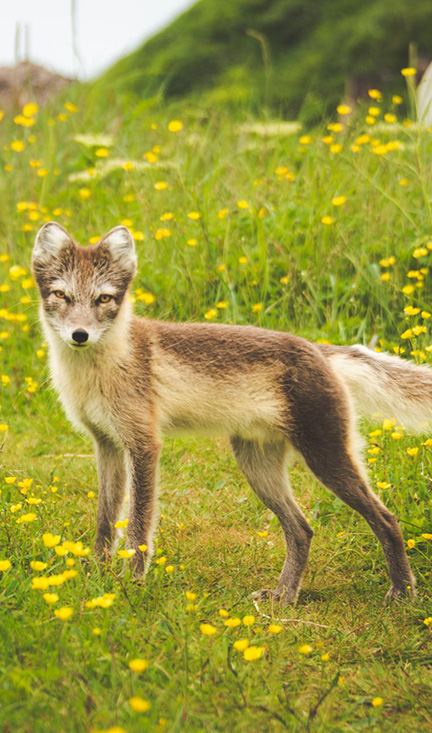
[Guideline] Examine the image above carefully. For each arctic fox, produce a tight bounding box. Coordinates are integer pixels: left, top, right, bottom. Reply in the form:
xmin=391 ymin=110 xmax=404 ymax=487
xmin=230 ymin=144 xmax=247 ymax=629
xmin=32 ymin=221 xmax=426 ymax=604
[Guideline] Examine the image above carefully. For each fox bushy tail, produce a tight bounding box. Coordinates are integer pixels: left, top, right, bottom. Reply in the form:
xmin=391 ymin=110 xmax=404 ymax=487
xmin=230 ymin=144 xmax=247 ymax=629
xmin=320 ymin=344 xmax=432 ymax=432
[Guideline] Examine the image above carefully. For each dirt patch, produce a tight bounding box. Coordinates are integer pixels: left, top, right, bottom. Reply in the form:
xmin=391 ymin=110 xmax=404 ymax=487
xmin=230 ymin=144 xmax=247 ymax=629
xmin=0 ymin=61 xmax=73 ymax=108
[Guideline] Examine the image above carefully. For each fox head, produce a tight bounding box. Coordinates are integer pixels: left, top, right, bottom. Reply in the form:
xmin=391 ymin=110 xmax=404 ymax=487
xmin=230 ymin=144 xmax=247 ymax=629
xmin=32 ymin=222 xmax=137 ymax=350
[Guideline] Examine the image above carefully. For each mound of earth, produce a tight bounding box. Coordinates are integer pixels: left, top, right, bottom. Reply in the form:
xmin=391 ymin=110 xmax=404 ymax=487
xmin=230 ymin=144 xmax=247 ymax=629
xmin=0 ymin=61 xmax=72 ymax=108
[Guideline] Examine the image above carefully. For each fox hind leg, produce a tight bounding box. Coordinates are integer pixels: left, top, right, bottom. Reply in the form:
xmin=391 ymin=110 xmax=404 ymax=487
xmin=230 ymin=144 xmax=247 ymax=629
xmin=305 ymin=446 xmax=415 ymax=601
xmin=290 ymin=394 xmax=415 ymax=601
xmin=230 ymin=436 xmax=313 ymax=605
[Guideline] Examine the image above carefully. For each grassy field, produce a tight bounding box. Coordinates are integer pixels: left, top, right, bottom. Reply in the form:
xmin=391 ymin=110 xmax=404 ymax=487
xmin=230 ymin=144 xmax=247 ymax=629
xmin=0 ymin=80 xmax=432 ymax=732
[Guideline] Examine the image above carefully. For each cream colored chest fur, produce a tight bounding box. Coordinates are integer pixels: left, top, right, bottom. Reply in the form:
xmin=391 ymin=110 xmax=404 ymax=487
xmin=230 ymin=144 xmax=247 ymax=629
xmin=49 ymin=347 xmax=121 ymax=445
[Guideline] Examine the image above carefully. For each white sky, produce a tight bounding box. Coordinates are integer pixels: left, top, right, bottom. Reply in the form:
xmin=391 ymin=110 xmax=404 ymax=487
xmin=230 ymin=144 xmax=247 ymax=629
xmin=0 ymin=0 xmax=195 ymax=79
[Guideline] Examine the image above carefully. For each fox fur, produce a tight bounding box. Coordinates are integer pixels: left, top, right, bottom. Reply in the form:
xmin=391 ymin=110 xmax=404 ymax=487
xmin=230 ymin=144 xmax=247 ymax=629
xmin=32 ymin=221 xmax=426 ymax=604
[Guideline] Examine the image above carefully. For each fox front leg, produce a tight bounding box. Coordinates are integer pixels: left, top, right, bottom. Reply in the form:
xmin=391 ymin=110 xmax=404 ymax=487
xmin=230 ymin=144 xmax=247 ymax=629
xmin=94 ymin=437 xmax=128 ymax=557
xmin=126 ymin=436 xmax=162 ymax=577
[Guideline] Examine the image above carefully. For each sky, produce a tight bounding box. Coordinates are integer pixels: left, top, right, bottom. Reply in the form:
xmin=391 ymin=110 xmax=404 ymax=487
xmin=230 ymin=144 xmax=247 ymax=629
xmin=0 ymin=0 xmax=195 ymax=79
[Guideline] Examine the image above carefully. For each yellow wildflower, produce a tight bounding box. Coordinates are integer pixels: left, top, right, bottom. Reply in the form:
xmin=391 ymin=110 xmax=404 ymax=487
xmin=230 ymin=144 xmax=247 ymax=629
xmin=299 ymin=644 xmax=313 ymax=655
xmin=54 ymin=606 xmax=73 ymax=620
xmin=204 ymin=309 xmax=217 ymax=320
xmin=413 ymin=247 xmax=428 ymax=258
xmin=380 ymin=256 xmax=396 ymax=267
xmin=233 ymin=639 xmax=249 ymax=652
xmin=268 ymin=624 xmax=283 ymax=634
xmin=129 ymin=696 xmax=151 ymax=713
xmin=154 ymin=228 xmax=171 ymax=240
xmin=11 ymin=140 xmax=25 ymax=152
xmin=42 ymin=533 xmax=61 ymax=548
xmin=243 ymin=646 xmax=265 ymax=661
xmin=16 ymin=513 xmax=37 ymax=524
xmin=242 ymin=615 xmax=255 ymax=626
xmin=128 ymin=658 xmax=149 ymax=673
xmin=168 ymin=120 xmax=183 ymax=132
xmin=200 ymin=623 xmax=217 ymax=636
xmin=224 ymin=617 xmax=241 ymax=628
xmin=401 ymin=329 xmax=413 ymax=339
xmin=332 ymin=195 xmax=346 ymax=206
xmin=30 ymin=561 xmax=47 ymax=571
xmin=43 ymin=593 xmax=59 ymax=604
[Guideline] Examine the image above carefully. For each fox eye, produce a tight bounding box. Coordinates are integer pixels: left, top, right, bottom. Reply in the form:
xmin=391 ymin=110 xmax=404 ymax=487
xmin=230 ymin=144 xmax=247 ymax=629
xmin=53 ymin=290 xmax=66 ymax=299
xmin=97 ymin=294 xmax=113 ymax=304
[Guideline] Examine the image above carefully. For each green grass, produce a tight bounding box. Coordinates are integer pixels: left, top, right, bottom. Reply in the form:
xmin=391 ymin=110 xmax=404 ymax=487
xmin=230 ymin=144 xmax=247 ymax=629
xmin=0 ymin=81 xmax=432 ymax=731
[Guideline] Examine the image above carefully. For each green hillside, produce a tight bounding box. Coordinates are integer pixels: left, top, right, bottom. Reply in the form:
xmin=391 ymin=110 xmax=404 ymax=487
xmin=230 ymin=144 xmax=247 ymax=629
xmin=99 ymin=0 xmax=432 ymax=120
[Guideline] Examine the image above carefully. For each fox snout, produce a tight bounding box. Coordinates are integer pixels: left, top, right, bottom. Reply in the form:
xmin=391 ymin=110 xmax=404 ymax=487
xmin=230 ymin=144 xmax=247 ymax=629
xmin=71 ymin=328 xmax=89 ymax=346
xmin=63 ymin=323 xmax=95 ymax=349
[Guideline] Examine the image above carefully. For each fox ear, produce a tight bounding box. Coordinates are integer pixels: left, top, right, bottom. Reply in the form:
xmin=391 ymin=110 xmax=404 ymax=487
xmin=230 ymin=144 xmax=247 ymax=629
xmin=33 ymin=222 xmax=73 ymax=265
xmin=99 ymin=226 xmax=137 ymax=276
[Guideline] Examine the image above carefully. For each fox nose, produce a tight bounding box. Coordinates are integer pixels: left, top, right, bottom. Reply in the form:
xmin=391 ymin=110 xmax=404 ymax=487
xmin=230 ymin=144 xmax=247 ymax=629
xmin=72 ymin=328 xmax=89 ymax=344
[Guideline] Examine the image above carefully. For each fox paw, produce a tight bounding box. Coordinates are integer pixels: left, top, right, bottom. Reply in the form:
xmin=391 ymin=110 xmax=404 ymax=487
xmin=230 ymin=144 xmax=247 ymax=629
xmin=251 ymin=588 xmax=296 ymax=605
xmin=384 ymin=582 xmax=416 ymax=604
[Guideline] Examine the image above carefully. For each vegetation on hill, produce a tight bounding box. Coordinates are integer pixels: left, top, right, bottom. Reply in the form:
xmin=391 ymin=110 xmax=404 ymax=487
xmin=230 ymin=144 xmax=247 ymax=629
xmin=99 ymin=0 xmax=432 ymax=121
